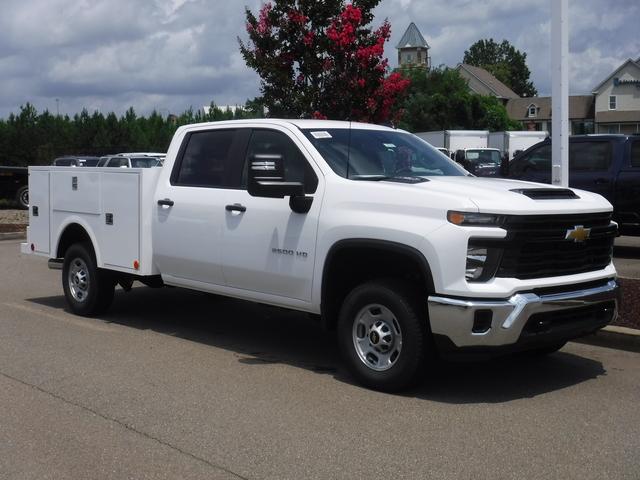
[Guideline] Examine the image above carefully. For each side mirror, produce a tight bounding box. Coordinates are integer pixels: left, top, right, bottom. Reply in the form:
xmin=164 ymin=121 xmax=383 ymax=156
xmin=248 ymin=153 xmax=304 ymax=199
xmin=247 ymin=153 xmax=313 ymax=214
xmin=454 ymin=150 xmax=465 ymax=163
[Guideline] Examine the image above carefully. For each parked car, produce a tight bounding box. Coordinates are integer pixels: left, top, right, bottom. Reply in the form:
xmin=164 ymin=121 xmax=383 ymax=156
xmin=506 ymin=134 xmax=640 ymax=235
xmin=116 ymin=152 xmax=166 ymax=159
xmin=53 ymin=156 xmax=101 ymax=167
xmin=103 ymin=156 xmax=162 ymax=168
xmin=22 ymin=119 xmax=619 ymax=391
xmin=454 ymin=148 xmax=502 ymax=177
xmin=0 ymin=166 xmax=28 ymax=209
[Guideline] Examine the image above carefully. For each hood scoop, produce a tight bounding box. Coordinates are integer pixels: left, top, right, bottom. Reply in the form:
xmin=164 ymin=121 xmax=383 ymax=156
xmin=510 ymin=188 xmax=580 ymax=200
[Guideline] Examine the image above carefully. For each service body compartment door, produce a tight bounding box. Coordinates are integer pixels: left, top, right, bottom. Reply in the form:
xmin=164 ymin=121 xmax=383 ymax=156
xmin=28 ymin=169 xmax=50 ymax=254
xmin=100 ymin=172 xmax=140 ymax=269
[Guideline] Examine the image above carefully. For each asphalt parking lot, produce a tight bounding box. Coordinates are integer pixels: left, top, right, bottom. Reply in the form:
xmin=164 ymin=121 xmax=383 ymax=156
xmin=1 ymin=239 xmax=639 ymax=480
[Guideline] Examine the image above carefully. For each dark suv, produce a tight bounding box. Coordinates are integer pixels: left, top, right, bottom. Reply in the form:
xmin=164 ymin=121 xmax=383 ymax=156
xmin=506 ymin=134 xmax=640 ymax=235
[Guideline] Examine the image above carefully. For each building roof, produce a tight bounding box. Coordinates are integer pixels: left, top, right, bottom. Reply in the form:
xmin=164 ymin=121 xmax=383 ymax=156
xmin=506 ymin=95 xmax=594 ymax=121
xmin=457 ymin=64 xmax=519 ymax=99
xmin=595 ymin=110 xmax=640 ymax=123
xmin=396 ymin=22 xmax=429 ymax=49
xmin=592 ymin=58 xmax=640 ymax=93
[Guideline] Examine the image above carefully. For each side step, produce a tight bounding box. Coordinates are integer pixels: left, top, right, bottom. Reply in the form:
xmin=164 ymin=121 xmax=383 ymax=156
xmin=48 ymin=259 xmax=63 ymax=270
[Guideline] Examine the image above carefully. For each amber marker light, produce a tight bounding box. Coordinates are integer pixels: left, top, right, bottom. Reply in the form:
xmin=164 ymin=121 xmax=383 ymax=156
xmin=447 ymin=211 xmax=466 ymax=225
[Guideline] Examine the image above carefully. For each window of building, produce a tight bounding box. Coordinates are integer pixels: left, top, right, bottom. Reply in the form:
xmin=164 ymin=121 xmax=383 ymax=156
xmin=527 ymin=104 xmax=537 ymax=118
xmin=609 ymin=95 xmax=617 ymax=110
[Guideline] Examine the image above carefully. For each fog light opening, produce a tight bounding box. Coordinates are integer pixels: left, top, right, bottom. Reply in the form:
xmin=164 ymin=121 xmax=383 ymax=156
xmin=472 ymin=310 xmax=493 ymax=334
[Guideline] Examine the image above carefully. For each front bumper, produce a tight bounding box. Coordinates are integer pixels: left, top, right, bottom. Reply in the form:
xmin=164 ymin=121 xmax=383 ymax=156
xmin=428 ymin=279 xmax=618 ymax=358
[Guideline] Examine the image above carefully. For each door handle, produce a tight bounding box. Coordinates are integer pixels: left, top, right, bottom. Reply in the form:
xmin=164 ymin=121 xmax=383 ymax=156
xmin=157 ymin=198 xmax=174 ymax=207
xmin=225 ymin=203 xmax=246 ymax=213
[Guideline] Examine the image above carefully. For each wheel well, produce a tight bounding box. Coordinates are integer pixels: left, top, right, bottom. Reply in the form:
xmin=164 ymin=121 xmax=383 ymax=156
xmin=56 ymin=224 xmax=92 ymax=259
xmin=321 ymin=240 xmax=434 ymax=330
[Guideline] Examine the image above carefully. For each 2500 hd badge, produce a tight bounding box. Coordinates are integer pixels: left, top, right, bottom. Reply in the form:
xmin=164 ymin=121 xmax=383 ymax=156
xmin=272 ymin=248 xmax=308 ymax=258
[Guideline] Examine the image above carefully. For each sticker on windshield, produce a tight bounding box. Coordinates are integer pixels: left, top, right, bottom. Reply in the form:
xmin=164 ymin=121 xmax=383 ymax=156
xmin=310 ymin=131 xmax=332 ymax=139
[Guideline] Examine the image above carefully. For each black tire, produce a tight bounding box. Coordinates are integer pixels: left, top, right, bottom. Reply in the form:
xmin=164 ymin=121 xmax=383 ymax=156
xmin=62 ymin=242 xmax=116 ymax=316
xmin=15 ymin=185 xmax=29 ymax=209
xmin=526 ymin=341 xmax=567 ymax=357
xmin=337 ymin=279 xmax=429 ymax=392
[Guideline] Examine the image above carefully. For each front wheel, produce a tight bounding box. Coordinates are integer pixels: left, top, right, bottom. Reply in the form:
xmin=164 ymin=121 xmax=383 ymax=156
xmin=62 ymin=243 xmax=116 ymax=316
xmin=338 ymin=279 xmax=429 ymax=392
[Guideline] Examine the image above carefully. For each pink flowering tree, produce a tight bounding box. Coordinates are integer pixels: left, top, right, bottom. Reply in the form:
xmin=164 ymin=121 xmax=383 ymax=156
xmin=239 ymin=0 xmax=410 ymax=123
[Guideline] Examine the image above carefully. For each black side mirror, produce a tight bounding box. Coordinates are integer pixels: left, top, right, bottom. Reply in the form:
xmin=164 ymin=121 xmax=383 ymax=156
xmin=454 ymin=150 xmax=465 ymax=163
xmin=247 ymin=153 xmax=312 ymax=213
xmin=248 ymin=153 xmax=303 ymax=199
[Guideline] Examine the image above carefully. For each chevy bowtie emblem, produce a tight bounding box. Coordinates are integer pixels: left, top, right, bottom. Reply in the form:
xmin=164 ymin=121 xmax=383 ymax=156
xmin=565 ymin=225 xmax=591 ymax=242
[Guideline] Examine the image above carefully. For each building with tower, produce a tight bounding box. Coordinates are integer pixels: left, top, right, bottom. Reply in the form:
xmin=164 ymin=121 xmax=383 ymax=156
xmin=396 ymin=22 xmax=430 ymax=70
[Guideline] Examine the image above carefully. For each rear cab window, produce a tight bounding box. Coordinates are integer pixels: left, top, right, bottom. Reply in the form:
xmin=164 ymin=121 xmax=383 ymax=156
xmin=171 ymin=129 xmax=249 ymax=188
xmin=569 ymin=141 xmax=612 ymax=171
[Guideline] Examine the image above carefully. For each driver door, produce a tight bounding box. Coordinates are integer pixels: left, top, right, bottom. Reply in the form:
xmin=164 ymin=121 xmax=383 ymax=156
xmin=221 ymin=128 xmax=323 ymax=302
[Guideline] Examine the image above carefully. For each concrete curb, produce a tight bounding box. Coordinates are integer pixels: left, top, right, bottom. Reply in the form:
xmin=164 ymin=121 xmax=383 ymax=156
xmin=0 ymin=231 xmax=26 ymax=241
xmin=573 ymin=325 xmax=640 ymax=353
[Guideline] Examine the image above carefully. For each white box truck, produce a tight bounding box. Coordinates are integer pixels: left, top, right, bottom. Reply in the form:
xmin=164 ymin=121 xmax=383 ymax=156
xmin=415 ymin=130 xmax=489 ymax=156
xmin=489 ymin=131 xmax=548 ymax=160
xmin=21 ymin=119 xmax=619 ymax=392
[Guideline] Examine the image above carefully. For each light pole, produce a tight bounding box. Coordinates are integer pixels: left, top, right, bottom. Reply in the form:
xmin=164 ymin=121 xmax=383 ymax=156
xmin=551 ymin=0 xmax=569 ymax=187
xmin=55 ymin=98 xmax=60 ymax=117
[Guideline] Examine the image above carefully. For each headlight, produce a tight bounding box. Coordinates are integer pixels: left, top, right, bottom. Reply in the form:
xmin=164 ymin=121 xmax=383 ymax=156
xmin=448 ymin=211 xmax=505 ymax=227
xmin=465 ymin=244 xmax=502 ymax=282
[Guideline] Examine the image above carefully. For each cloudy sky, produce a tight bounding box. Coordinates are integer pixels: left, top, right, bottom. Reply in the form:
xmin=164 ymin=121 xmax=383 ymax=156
xmin=0 ymin=0 xmax=637 ymax=118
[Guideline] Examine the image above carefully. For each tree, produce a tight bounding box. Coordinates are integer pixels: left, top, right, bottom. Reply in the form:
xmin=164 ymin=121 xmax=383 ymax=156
xmin=239 ymin=0 xmax=410 ymax=123
xmin=463 ymin=39 xmax=537 ymax=97
xmin=397 ymin=66 xmax=520 ymax=132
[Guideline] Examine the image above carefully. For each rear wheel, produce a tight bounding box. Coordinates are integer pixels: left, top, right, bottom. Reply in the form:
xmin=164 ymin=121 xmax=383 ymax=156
xmin=338 ymin=279 xmax=429 ymax=392
xmin=15 ymin=186 xmax=28 ymax=209
xmin=62 ymin=243 xmax=115 ymax=316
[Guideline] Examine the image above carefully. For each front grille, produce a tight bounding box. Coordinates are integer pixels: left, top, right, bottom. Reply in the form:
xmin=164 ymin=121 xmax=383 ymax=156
xmin=476 ymin=213 xmax=616 ymax=280
xmin=521 ymin=301 xmax=616 ymax=338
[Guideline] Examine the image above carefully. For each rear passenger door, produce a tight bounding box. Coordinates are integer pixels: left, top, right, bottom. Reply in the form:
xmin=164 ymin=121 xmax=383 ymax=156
xmin=153 ymin=128 xmax=250 ymax=287
xmin=568 ymin=139 xmax=615 ymax=202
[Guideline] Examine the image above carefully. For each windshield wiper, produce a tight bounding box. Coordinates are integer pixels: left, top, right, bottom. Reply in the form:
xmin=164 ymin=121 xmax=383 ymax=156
xmin=350 ymin=175 xmax=429 ymax=184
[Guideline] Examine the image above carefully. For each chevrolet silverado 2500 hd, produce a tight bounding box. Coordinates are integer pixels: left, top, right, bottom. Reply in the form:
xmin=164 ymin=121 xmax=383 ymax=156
xmin=21 ymin=120 xmax=619 ymax=391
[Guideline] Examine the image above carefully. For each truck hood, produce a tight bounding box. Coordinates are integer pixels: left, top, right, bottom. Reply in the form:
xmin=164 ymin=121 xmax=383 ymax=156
xmin=419 ymin=176 xmax=613 ymax=215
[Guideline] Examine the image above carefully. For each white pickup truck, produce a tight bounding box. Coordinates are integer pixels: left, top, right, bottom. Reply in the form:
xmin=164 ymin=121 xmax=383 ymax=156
xmin=21 ymin=119 xmax=619 ymax=391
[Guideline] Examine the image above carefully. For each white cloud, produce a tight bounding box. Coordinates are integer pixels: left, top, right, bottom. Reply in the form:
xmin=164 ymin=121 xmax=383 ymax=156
xmin=0 ymin=0 xmax=636 ymax=117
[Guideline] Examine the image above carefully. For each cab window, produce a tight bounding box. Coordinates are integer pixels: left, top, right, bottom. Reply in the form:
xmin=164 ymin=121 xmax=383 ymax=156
xmin=172 ymin=129 xmax=238 ymax=188
xmin=569 ymin=141 xmax=612 ymax=171
xmin=242 ymin=129 xmax=318 ymax=194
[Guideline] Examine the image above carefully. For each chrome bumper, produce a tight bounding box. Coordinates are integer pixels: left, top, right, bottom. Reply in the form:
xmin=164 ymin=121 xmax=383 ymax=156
xmin=428 ymin=280 xmax=618 ymax=348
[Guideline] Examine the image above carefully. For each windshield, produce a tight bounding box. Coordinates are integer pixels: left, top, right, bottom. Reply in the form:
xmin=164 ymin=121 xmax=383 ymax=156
xmin=130 ymin=157 xmax=160 ymax=168
xmin=466 ymin=150 xmax=501 ymax=165
xmin=302 ymin=128 xmax=467 ymax=179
